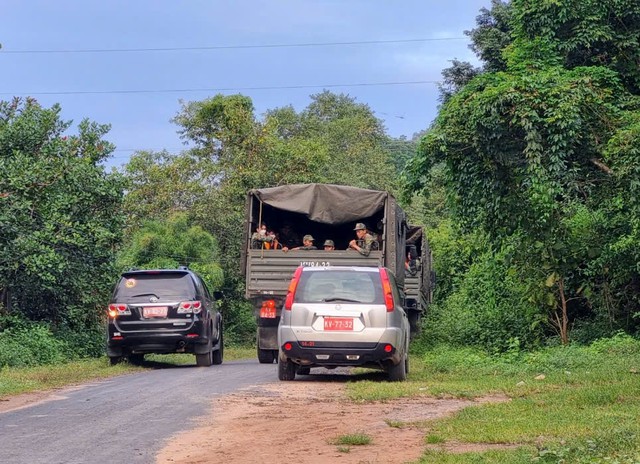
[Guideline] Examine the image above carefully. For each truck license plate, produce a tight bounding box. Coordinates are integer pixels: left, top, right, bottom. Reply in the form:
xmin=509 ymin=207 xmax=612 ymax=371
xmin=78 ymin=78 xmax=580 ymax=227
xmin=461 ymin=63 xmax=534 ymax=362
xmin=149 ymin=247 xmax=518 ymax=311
xmin=260 ymin=307 xmax=277 ymax=318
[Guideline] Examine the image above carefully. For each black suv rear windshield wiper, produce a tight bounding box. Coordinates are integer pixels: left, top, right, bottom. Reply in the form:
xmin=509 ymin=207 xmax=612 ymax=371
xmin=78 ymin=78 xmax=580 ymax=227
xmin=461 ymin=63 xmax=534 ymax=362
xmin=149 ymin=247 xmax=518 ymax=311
xmin=129 ymin=293 xmax=160 ymax=299
xmin=323 ymin=297 xmax=363 ymax=303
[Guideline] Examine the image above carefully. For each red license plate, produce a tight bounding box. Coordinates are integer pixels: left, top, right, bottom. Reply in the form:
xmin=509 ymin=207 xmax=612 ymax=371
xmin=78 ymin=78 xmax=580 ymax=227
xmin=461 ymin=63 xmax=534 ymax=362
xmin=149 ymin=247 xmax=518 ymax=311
xmin=143 ymin=306 xmax=168 ymax=318
xmin=260 ymin=307 xmax=277 ymax=318
xmin=323 ymin=317 xmax=354 ymax=331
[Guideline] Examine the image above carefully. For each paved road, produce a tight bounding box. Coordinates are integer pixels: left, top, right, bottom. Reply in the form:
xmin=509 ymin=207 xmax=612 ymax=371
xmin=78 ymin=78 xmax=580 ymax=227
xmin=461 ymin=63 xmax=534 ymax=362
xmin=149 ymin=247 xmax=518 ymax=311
xmin=0 ymin=359 xmax=278 ymax=464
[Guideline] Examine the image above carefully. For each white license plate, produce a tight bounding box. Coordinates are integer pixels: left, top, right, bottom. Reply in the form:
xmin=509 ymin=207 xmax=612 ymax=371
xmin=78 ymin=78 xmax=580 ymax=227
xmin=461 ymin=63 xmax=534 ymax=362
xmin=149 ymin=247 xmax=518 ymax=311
xmin=143 ymin=306 xmax=168 ymax=318
xmin=323 ymin=317 xmax=354 ymax=331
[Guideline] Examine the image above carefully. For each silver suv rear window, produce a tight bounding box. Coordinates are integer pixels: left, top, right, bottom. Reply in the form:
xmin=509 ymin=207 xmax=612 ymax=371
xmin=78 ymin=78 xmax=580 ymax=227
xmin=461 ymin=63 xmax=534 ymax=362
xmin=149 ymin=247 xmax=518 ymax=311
xmin=295 ymin=270 xmax=383 ymax=304
xmin=113 ymin=273 xmax=195 ymax=302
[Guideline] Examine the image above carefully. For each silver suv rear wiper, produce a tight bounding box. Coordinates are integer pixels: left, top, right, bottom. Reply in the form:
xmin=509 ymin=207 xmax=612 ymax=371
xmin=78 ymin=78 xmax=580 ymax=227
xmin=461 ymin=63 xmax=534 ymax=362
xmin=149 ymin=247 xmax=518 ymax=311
xmin=323 ymin=297 xmax=363 ymax=303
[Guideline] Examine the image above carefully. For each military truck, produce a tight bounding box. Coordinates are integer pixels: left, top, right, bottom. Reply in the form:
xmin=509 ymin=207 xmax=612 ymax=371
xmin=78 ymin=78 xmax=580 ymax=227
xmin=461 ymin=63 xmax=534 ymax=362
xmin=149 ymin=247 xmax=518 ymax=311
xmin=404 ymin=225 xmax=434 ymax=338
xmin=240 ymin=183 xmax=409 ymax=363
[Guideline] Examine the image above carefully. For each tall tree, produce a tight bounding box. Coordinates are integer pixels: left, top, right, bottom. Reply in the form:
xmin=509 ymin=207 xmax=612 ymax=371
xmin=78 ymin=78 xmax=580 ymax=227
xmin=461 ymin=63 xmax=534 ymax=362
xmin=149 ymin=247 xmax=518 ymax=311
xmin=438 ymin=0 xmax=513 ymax=103
xmin=0 ymin=98 xmax=125 ymax=330
xmin=405 ymin=0 xmax=640 ymax=343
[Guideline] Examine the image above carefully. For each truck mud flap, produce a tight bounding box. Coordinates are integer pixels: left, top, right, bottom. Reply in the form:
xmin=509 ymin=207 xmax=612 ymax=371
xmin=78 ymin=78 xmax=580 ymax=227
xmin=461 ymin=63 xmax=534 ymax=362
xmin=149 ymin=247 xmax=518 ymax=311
xmin=258 ymin=326 xmax=279 ymax=350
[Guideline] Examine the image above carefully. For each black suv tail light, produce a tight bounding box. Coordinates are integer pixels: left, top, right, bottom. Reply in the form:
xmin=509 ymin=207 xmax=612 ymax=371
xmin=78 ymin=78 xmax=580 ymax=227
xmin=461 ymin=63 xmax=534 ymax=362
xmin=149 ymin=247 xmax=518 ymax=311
xmin=177 ymin=300 xmax=203 ymax=314
xmin=108 ymin=304 xmax=131 ymax=318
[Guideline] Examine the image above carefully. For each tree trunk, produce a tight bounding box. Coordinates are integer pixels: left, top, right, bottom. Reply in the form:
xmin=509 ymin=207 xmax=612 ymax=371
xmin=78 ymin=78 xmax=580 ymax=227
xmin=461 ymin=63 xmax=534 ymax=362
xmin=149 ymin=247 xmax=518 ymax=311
xmin=556 ymin=277 xmax=569 ymax=345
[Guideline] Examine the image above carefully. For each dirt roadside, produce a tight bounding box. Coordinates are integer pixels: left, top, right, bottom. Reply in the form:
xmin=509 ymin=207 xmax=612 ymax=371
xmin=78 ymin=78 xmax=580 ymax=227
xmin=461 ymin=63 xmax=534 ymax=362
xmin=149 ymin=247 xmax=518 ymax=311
xmin=156 ymin=375 xmax=511 ymax=464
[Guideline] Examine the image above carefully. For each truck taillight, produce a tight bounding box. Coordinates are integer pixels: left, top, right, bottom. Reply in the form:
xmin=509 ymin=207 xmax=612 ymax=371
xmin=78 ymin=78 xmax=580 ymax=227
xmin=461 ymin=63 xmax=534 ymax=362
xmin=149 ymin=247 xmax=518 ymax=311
xmin=108 ymin=303 xmax=131 ymax=318
xmin=178 ymin=301 xmax=202 ymax=314
xmin=379 ymin=268 xmax=395 ymax=312
xmin=284 ymin=267 xmax=304 ymax=310
xmin=260 ymin=299 xmax=277 ymax=318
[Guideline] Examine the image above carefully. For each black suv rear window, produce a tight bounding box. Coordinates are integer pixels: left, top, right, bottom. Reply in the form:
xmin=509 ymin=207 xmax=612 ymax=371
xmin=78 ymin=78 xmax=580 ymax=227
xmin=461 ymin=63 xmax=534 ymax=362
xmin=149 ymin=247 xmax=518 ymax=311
xmin=294 ymin=270 xmax=383 ymax=304
xmin=113 ymin=272 xmax=196 ymax=302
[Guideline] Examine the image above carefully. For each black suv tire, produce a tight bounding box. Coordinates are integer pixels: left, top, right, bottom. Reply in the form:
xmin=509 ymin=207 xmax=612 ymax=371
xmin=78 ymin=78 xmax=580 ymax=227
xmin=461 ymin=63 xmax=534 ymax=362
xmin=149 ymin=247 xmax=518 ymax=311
xmin=212 ymin=320 xmax=223 ymax=365
xmin=196 ymin=337 xmax=214 ymax=367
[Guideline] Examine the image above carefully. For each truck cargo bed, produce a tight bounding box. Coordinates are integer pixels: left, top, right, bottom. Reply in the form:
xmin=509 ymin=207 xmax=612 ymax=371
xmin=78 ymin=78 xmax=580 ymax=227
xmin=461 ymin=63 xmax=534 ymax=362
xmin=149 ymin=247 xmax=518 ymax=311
xmin=245 ymin=249 xmax=383 ymax=298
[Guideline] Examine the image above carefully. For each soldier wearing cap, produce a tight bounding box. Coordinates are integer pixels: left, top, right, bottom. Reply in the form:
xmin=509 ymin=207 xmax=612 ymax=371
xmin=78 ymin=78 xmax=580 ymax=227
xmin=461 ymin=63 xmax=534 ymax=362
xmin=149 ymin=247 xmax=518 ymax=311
xmin=349 ymin=223 xmax=375 ymax=256
xmin=283 ymin=234 xmax=318 ymax=251
xmin=323 ymin=239 xmax=335 ymax=251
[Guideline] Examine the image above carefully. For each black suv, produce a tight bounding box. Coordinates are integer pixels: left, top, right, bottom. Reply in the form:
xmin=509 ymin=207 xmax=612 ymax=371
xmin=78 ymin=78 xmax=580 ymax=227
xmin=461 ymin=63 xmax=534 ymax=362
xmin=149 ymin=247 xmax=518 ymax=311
xmin=106 ymin=267 xmax=223 ymax=367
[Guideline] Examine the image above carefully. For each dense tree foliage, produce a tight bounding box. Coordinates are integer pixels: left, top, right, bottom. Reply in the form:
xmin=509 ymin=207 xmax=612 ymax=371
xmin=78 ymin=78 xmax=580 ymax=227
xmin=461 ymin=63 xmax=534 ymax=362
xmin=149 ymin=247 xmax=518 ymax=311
xmin=0 ymin=98 xmax=125 ymax=356
xmin=126 ymin=91 xmax=398 ymax=272
xmin=406 ymin=0 xmax=640 ymax=345
xmin=116 ymin=213 xmax=224 ymax=289
xmin=438 ymin=0 xmax=512 ymax=103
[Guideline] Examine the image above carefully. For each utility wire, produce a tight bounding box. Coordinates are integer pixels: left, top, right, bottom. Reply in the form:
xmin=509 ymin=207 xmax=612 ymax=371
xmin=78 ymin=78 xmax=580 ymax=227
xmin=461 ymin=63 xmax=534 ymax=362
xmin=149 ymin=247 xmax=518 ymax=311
xmin=1 ymin=38 xmax=466 ymax=54
xmin=2 ymin=80 xmax=439 ymax=96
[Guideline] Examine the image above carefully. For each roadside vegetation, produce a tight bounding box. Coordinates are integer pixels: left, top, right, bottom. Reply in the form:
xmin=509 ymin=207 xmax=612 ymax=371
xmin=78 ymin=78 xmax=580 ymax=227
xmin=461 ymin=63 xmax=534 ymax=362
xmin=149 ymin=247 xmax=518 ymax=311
xmin=348 ymin=334 xmax=640 ymax=463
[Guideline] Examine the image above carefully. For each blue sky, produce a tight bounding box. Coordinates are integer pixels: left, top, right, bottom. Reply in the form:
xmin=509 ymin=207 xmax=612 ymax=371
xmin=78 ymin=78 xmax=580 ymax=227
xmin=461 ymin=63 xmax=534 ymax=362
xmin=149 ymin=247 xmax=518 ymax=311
xmin=1 ymin=1 xmax=489 ymax=167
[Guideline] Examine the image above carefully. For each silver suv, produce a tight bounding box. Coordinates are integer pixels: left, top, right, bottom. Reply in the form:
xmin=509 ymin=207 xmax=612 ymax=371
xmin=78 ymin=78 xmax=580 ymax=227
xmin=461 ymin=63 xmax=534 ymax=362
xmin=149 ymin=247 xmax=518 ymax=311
xmin=277 ymin=266 xmax=409 ymax=381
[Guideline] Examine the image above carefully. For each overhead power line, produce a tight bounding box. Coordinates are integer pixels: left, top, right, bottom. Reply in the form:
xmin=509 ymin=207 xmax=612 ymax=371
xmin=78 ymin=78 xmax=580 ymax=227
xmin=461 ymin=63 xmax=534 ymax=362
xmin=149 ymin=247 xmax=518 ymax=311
xmin=1 ymin=38 xmax=466 ymax=54
xmin=2 ymin=80 xmax=440 ymax=96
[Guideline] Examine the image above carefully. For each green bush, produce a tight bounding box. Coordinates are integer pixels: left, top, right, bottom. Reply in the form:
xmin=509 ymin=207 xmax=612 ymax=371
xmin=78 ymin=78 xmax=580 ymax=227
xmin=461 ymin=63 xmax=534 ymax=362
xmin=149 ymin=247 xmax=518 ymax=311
xmin=54 ymin=324 xmax=106 ymax=359
xmin=421 ymin=246 xmax=544 ymax=353
xmin=0 ymin=323 xmax=67 ymax=367
xmin=223 ymin=299 xmax=257 ymax=346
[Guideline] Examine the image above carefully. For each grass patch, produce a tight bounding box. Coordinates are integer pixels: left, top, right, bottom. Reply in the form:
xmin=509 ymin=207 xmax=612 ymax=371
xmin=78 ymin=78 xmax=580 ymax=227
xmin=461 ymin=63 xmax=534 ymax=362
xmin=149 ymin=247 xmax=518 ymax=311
xmin=0 ymin=346 xmax=254 ymax=398
xmin=425 ymin=434 xmax=446 ymax=444
xmin=330 ymin=432 xmax=372 ymax=446
xmin=346 ymin=334 xmax=640 ymax=463
xmin=0 ymin=358 xmax=142 ymax=397
xmin=384 ymin=418 xmax=405 ymax=428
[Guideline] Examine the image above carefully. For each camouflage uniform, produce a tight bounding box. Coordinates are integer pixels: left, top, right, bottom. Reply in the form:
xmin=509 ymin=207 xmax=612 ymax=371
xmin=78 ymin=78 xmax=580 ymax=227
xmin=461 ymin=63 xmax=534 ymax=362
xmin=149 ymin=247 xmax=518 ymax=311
xmin=349 ymin=222 xmax=378 ymax=256
xmin=355 ymin=232 xmax=376 ymax=256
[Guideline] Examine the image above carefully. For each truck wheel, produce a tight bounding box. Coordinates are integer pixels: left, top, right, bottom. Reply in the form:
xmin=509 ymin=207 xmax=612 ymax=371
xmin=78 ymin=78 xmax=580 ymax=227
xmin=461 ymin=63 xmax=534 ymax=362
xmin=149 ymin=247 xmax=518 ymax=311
xmin=388 ymin=354 xmax=407 ymax=382
xmin=109 ymin=356 xmax=122 ymax=366
xmin=278 ymin=358 xmax=297 ymax=381
xmin=408 ymin=311 xmax=421 ymax=339
xmin=257 ymin=347 xmax=275 ymax=364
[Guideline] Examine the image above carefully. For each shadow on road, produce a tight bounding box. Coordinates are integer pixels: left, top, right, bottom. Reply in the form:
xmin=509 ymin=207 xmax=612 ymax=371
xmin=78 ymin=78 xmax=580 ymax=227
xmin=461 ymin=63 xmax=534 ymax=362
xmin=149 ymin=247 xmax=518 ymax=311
xmin=293 ymin=367 xmax=388 ymax=383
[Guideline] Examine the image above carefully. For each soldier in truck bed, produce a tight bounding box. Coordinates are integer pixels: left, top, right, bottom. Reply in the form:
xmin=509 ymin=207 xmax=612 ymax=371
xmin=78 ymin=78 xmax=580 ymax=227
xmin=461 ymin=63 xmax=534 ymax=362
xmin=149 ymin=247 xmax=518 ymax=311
xmin=283 ymin=234 xmax=317 ymax=251
xmin=277 ymin=222 xmax=300 ymax=249
xmin=251 ymin=223 xmax=273 ymax=249
xmin=348 ymin=223 xmax=377 ymax=256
